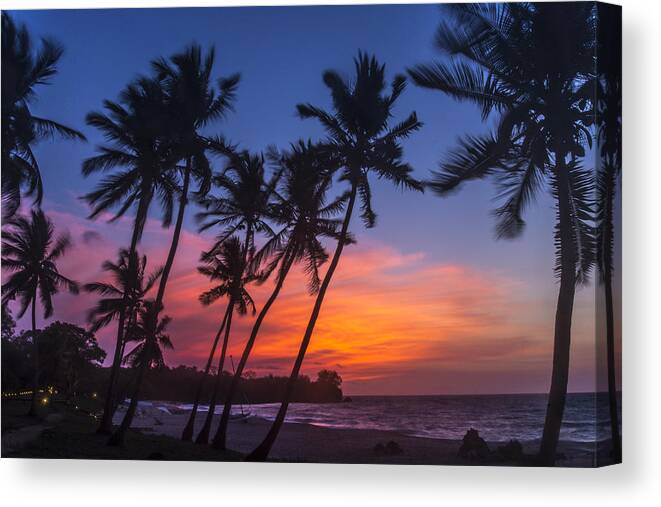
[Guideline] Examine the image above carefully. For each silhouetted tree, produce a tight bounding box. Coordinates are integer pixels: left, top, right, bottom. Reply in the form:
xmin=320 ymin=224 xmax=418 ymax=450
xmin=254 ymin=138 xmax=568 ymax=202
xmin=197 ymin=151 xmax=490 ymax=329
xmin=181 ymin=149 xmax=275 ymax=441
xmin=82 ymin=76 xmax=179 ymax=433
xmin=247 ymin=53 xmax=422 ymax=461
xmin=84 ymin=249 xmax=162 ymax=431
xmin=1 ymin=210 xmax=79 ymax=414
xmin=596 ymin=3 xmax=622 ymax=463
xmin=193 ymin=236 xmax=258 ymax=444
xmin=212 ymin=140 xmax=348 ymax=450
xmin=1 ymin=13 xmax=85 ymax=219
xmin=109 ymin=44 xmax=238 ymax=446
xmin=38 ymin=321 xmax=106 ymax=402
xmin=408 ymin=3 xmax=596 ymax=465
xmin=108 ymin=301 xmax=172 ymax=445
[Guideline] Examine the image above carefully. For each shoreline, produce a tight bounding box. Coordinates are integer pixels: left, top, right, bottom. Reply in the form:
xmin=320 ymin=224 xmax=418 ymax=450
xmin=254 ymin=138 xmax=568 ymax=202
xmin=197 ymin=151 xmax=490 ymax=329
xmin=118 ymin=409 xmax=608 ymax=466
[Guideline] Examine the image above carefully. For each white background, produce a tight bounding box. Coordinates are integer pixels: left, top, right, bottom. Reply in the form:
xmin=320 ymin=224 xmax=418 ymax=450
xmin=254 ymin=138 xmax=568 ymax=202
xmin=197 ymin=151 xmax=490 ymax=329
xmin=1 ymin=0 xmax=659 ymax=505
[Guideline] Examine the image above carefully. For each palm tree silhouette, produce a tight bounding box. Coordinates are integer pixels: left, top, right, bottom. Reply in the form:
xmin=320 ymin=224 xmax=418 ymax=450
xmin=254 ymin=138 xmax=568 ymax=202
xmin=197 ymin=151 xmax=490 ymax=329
xmin=83 ymin=76 xmax=180 ymax=434
xmin=118 ymin=300 xmax=173 ymax=422
xmin=408 ymin=3 xmax=596 ymax=465
xmin=181 ymin=149 xmax=275 ymax=441
xmin=212 ymin=140 xmax=349 ymax=450
xmin=596 ymin=3 xmax=622 ymax=463
xmin=246 ymin=53 xmax=423 ymax=461
xmin=193 ymin=236 xmax=258 ymax=444
xmin=108 ymin=44 xmax=238 ymax=446
xmin=1 ymin=13 xmax=85 ymax=220
xmin=1 ymin=209 xmax=79 ymax=414
xmin=84 ymin=249 xmax=162 ymax=375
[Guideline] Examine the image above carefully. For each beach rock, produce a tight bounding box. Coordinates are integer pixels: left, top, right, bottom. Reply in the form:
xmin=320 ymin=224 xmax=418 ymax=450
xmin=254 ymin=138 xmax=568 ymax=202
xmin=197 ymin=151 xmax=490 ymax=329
xmin=458 ymin=428 xmax=490 ymax=460
xmin=497 ymin=439 xmax=523 ymax=461
xmin=373 ymin=440 xmax=404 ymax=456
xmin=385 ymin=440 xmax=403 ymax=455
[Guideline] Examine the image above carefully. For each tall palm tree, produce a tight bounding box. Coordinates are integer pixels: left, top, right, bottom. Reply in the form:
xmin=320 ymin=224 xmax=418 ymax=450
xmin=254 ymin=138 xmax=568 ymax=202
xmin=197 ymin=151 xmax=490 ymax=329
xmin=1 ymin=209 xmax=79 ymax=414
xmin=84 ymin=248 xmax=162 ymax=421
xmin=181 ymin=150 xmax=275 ymax=441
xmin=83 ymin=76 xmax=180 ymax=434
xmin=407 ymin=3 xmax=596 ymax=465
xmin=246 ymin=53 xmax=423 ymax=461
xmin=1 ymin=13 xmax=85 ymax=219
xmin=109 ymin=44 xmax=239 ymax=445
xmin=110 ymin=300 xmax=173 ymax=441
xmin=84 ymin=249 xmax=162 ymax=336
xmin=596 ymin=3 xmax=622 ymax=463
xmin=193 ymin=236 xmax=258 ymax=444
xmin=212 ymin=140 xmax=349 ymax=450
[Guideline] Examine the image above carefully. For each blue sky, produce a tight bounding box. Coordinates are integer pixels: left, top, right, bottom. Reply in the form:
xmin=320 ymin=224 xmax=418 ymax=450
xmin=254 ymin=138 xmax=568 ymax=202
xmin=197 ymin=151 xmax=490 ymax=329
xmin=6 ymin=5 xmax=613 ymax=394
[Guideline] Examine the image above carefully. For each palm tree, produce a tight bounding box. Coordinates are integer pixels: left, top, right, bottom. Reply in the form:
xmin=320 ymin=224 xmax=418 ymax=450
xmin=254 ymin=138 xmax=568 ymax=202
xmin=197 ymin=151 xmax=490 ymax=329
xmin=84 ymin=249 xmax=162 ymax=335
xmin=407 ymin=3 xmax=596 ymax=465
xmin=181 ymin=150 xmax=275 ymax=441
xmin=83 ymin=76 xmax=180 ymax=434
xmin=1 ymin=209 xmax=79 ymax=414
xmin=1 ymin=13 xmax=85 ymax=219
xmin=212 ymin=140 xmax=349 ymax=450
xmin=109 ymin=44 xmax=239 ymax=445
xmin=596 ymin=3 xmax=622 ymax=463
xmin=84 ymin=249 xmax=162 ymax=422
xmin=110 ymin=300 xmax=173 ymax=441
xmin=246 ymin=53 xmax=423 ymax=461
xmin=193 ymin=236 xmax=258 ymax=444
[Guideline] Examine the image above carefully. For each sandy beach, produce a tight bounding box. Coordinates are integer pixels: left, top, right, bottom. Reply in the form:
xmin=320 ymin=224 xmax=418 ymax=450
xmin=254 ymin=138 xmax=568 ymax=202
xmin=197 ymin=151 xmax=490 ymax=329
xmin=117 ymin=408 xmax=604 ymax=466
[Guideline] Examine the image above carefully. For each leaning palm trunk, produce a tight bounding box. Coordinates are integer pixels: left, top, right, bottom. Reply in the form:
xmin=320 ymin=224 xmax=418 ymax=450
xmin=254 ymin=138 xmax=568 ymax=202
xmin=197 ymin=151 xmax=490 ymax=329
xmin=601 ymin=169 xmax=621 ymax=462
xmin=195 ymin=302 xmax=234 ymax=445
xmin=107 ymin=352 xmax=149 ymax=446
xmin=212 ymin=252 xmax=295 ymax=450
xmin=108 ymin=161 xmax=192 ymax=446
xmin=97 ymin=201 xmax=147 ymax=433
xmin=28 ymin=296 xmax=39 ymax=416
xmin=246 ymin=185 xmax=357 ymax=461
xmin=181 ymin=305 xmax=231 ymax=441
xmin=539 ymin=155 xmax=578 ymax=465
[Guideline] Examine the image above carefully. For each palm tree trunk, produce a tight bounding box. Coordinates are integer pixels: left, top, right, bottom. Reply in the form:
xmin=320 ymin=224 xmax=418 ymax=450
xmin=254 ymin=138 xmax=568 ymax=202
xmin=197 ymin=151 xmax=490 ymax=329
xmin=601 ymin=172 xmax=621 ymax=462
xmin=109 ymin=160 xmax=192 ymax=445
xmin=604 ymin=264 xmax=621 ymax=462
xmin=246 ymin=184 xmax=358 ymax=461
xmin=539 ymin=155 xmax=578 ymax=466
xmin=181 ymin=305 xmax=231 ymax=441
xmin=97 ymin=197 xmax=149 ymax=434
xmin=107 ymin=361 xmax=147 ymax=447
xmin=212 ymin=252 xmax=295 ymax=450
xmin=196 ymin=301 xmax=234 ymax=445
xmin=28 ymin=295 xmax=39 ymax=416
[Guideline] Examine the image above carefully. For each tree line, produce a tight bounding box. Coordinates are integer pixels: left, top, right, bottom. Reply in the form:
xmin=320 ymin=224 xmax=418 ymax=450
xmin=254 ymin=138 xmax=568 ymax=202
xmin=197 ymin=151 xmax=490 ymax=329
xmin=1 ymin=3 xmax=621 ymax=464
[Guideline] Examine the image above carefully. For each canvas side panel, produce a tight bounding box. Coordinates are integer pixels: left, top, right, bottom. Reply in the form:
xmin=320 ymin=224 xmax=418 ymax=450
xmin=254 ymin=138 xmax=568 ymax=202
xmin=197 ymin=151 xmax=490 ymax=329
xmin=594 ymin=1 xmax=622 ymax=467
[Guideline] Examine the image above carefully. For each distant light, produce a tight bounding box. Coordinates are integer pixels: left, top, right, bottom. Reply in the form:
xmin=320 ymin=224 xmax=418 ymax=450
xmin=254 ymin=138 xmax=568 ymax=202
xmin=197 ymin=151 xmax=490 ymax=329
xmin=92 ymin=392 xmax=97 ymax=399
xmin=41 ymin=397 xmax=49 ymax=405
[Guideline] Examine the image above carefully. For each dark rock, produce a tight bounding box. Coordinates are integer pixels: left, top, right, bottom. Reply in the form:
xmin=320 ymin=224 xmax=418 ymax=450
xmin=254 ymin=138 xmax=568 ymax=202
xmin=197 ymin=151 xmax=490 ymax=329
xmin=497 ymin=439 xmax=523 ymax=461
xmin=385 ymin=440 xmax=403 ymax=455
xmin=343 ymin=396 xmax=353 ymax=402
xmin=457 ymin=428 xmax=490 ymax=460
xmin=147 ymin=451 xmax=165 ymax=460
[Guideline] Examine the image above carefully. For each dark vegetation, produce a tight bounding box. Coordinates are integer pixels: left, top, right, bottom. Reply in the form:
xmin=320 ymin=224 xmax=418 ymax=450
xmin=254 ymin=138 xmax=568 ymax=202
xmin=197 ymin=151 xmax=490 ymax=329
xmin=1 ymin=312 xmax=343 ymax=405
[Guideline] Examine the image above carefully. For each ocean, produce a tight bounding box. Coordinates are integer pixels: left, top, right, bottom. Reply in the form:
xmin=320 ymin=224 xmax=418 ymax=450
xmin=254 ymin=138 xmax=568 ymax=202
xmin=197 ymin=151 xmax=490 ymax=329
xmin=147 ymin=392 xmax=620 ymax=443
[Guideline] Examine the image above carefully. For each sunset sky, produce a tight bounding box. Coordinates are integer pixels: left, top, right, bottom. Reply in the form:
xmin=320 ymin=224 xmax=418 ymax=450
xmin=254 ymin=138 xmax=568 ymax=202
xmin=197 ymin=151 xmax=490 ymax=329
xmin=6 ymin=5 xmax=619 ymax=395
